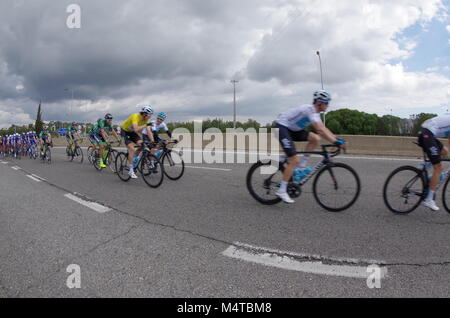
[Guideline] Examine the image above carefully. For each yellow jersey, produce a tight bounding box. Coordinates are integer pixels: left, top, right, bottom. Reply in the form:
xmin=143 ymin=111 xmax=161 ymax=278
xmin=121 ymin=113 xmax=150 ymax=133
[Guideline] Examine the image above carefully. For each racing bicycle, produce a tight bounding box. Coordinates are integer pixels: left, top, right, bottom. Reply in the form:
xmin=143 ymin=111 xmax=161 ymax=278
xmin=383 ymin=142 xmax=450 ymax=214
xmin=246 ymin=144 xmax=361 ymax=212
xmin=115 ymin=141 xmax=164 ymax=188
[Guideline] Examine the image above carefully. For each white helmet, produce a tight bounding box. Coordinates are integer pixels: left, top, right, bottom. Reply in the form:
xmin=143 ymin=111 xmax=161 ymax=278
xmin=141 ymin=105 xmax=154 ymax=115
xmin=313 ymin=90 xmax=332 ymax=104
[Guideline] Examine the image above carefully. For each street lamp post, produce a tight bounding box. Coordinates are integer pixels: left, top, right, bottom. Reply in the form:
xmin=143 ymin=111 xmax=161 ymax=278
xmin=64 ymin=88 xmax=74 ymax=121
xmin=316 ymin=51 xmax=326 ymax=127
xmin=231 ymin=80 xmax=239 ymax=129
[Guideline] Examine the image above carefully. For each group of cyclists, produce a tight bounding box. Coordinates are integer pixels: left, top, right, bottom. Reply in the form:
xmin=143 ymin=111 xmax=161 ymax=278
xmin=0 ymin=130 xmax=53 ymax=160
xmin=1 ymin=106 xmax=175 ymax=179
xmin=1 ymin=89 xmax=449 ymax=211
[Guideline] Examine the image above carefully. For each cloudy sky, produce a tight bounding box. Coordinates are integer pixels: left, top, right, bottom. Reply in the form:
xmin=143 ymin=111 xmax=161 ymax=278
xmin=1 ymin=0 xmax=450 ymax=128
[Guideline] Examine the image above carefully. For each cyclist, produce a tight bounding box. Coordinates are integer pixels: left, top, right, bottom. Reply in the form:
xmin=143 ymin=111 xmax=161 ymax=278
xmin=0 ymin=135 xmax=4 ymax=156
xmin=275 ymin=90 xmax=347 ymax=203
xmin=66 ymin=122 xmax=81 ymax=155
xmin=417 ymin=115 xmax=450 ymax=211
xmin=89 ymin=113 xmax=122 ymax=168
xmin=144 ymin=112 xmax=176 ymax=142
xmin=39 ymin=126 xmax=52 ymax=156
xmin=120 ymin=106 xmax=155 ymax=179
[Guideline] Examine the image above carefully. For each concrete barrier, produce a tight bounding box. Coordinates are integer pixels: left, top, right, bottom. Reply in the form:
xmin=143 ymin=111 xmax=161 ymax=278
xmin=50 ymin=134 xmax=445 ymax=158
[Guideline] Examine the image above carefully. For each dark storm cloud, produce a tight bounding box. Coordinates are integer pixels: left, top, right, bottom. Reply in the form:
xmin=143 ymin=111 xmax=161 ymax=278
xmin=0 ymin=0 xmax=264 ymax=103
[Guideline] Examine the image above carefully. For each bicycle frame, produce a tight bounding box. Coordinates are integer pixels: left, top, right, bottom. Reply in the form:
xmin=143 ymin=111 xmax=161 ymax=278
xmin=279 ymin=144 xmax=340 ymax=186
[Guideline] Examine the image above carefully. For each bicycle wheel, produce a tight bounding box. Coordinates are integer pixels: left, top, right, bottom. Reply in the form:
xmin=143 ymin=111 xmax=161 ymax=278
xmin=92 ymin=149 xmax=103 ymax=171
xmin=73 ymin=146 xmax=83 ymax=164
xmin=313 ymin=162 xmax=361 ymax=212
xmin=441 ymin=176 xmax=450 ymax=213
xmin=162 ymin=150 xmax=185 ymax=180
xmin=108 ymin=149 xmax=119 ymax=173
xmin=45 ymin=148 xmax=52 ymax=164
xmin=383 ymin=166 xmax=425 ymax=214
xmin=246 ymin=160 xmax=283 ymax=205
xmin=140 ymin=153 xmax=164 ymax=188
xmin=115 ymin=152 xmax=131 ymax=182
xmin=87 ymin=146 xmax=95 ymax=164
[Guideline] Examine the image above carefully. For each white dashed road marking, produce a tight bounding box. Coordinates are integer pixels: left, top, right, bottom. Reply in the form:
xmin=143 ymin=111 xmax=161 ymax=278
xmin=11 ymin=166 xmax=21 ymax=170
xmin=26 ymin=175 xmax=42 ymax=182
xmin=64 ymin=193 xmax=111 ymax=214
xmin=185 ymin=166 xmax=232 ymax=172
xmin=31 ymin=174 xmax=46 ymax=181
xmin=222 ymin=242 xmax=387 ymax=279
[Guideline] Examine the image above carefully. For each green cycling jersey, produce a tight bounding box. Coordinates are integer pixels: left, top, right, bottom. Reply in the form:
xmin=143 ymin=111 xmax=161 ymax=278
xmin=90 ymin=119 xmax=113 ymax=135
xmin=39 ymin=131 xmax=50 ymax=139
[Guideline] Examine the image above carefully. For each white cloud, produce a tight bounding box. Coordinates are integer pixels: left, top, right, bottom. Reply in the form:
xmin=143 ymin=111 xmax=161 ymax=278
xmin=0 ymin=0 xmax=449 ymax=127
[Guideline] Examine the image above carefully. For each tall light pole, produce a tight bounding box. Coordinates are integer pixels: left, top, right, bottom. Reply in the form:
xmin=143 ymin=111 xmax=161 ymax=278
xmin=231 ymin=80 xmax=239 ymax=129
xmin=316 ymin=51 xmax=326 ymax=126
xmin=316 ymin=51 xmax=324 ymax=90
xmin=64 ymin=88 xmax=74 ymax=121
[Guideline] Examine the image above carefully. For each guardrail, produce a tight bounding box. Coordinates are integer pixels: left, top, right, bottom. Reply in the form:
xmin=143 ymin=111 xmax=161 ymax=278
xmin=50 ymin=134 xmax=438 ymax=157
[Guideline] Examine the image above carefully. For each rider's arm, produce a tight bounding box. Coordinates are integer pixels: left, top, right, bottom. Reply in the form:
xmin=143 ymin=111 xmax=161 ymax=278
xmin=146 ymin=126 xmax=155 ymax=143
xmin=100 ymin=129 xmax=109 ymax=141
xmin=311 ymin=122 xmax=340 ymax=144
xmin=111 ymin=129 xmax=121 ymax=142
xmin=131 ymin=123 xmax=150 ymax=134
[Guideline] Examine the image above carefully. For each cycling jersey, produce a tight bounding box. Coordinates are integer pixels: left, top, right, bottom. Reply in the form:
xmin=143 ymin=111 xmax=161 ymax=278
xmin=121 ymin=113 xmax=150 ymax=133
xmin=142 ymin=121 xmax=168 ymax=134
xmin=40 ymin=131 xmax=50 ymax=140
xmin=422 ymin=115 xmax=450 ymax=138
xmin=90 ymin=119 xmax=113 ymax=135
xmin=66 ymin=125 xmax=78 ymax=136
xmin=276 ymin=104 xmax=322 ymax=131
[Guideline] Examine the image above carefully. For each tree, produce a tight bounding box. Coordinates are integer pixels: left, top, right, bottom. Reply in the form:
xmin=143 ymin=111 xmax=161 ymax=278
xmin=411 ymin=113 xmax=437 ymax=136
xmin=35 ymin=101 xmax=44 ymax=134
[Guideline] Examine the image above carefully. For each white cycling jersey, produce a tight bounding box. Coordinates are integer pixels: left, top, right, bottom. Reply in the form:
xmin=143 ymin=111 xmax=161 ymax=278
xmin=276 ymin=104 xmax=322 ymax=132
xmin=422 ymin=115 xmax=450 ymax=138
xmin=142 ymin=121 xmax=169 ymax=135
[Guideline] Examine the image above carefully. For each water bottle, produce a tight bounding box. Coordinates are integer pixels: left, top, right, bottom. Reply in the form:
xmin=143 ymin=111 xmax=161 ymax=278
xmin=132 ymin=155 xmax=139 ymax=168
xmin=155 ymin=150 xmax=162 ymax=158
xmin=293 ymin=169 xmax=302 ymax=182
xmin=302 ymin=167 xmax=313 ymax=179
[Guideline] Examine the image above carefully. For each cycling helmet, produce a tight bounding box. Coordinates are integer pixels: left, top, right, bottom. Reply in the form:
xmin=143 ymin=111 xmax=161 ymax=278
xmin=105 ymin=113 xmax=113 ymax=120
xmin=141 ymin=105 xmax=154 ymax=115
xmin=313 ymin=90 xmax=332 ymax=104
xmin=157 ymin=112 xmax=167 ymax=120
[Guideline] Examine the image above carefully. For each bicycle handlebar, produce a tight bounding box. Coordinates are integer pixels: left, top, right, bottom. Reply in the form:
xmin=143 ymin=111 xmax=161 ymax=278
xmin=321 ymin=144 xmax=344 ymax=157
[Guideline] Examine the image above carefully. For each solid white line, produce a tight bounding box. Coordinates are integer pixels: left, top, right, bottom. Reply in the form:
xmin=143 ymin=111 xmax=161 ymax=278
xmin=64 ymin=193 xmax=111 ymax=213
xmin=26 ymin=175 xmax=42 ymax=182
xmin=185 ymin=166 xmax=232 ymax=172
xmin=222 ymin=243 xmax=387 ymax=279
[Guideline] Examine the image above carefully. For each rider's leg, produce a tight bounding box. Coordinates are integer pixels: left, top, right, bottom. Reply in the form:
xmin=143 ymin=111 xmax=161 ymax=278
xmin=99 ymin=143 xmax=105 ymax=160
xmin=299 ymin=133 xmax=320 ymax=169
xmin=127 ymin=142 xmax=135 ymax=165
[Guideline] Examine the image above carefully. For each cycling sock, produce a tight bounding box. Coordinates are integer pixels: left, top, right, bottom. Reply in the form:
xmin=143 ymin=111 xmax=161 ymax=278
xmin=279 ymin=181 xmax=288 ymax=193
xmin=426 ymin=190 xmax=435 ymax=201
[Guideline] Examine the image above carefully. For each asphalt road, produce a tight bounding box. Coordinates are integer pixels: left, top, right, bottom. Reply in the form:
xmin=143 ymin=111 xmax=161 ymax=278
xmin=0 ymin=148 xmax=449 ymax=297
